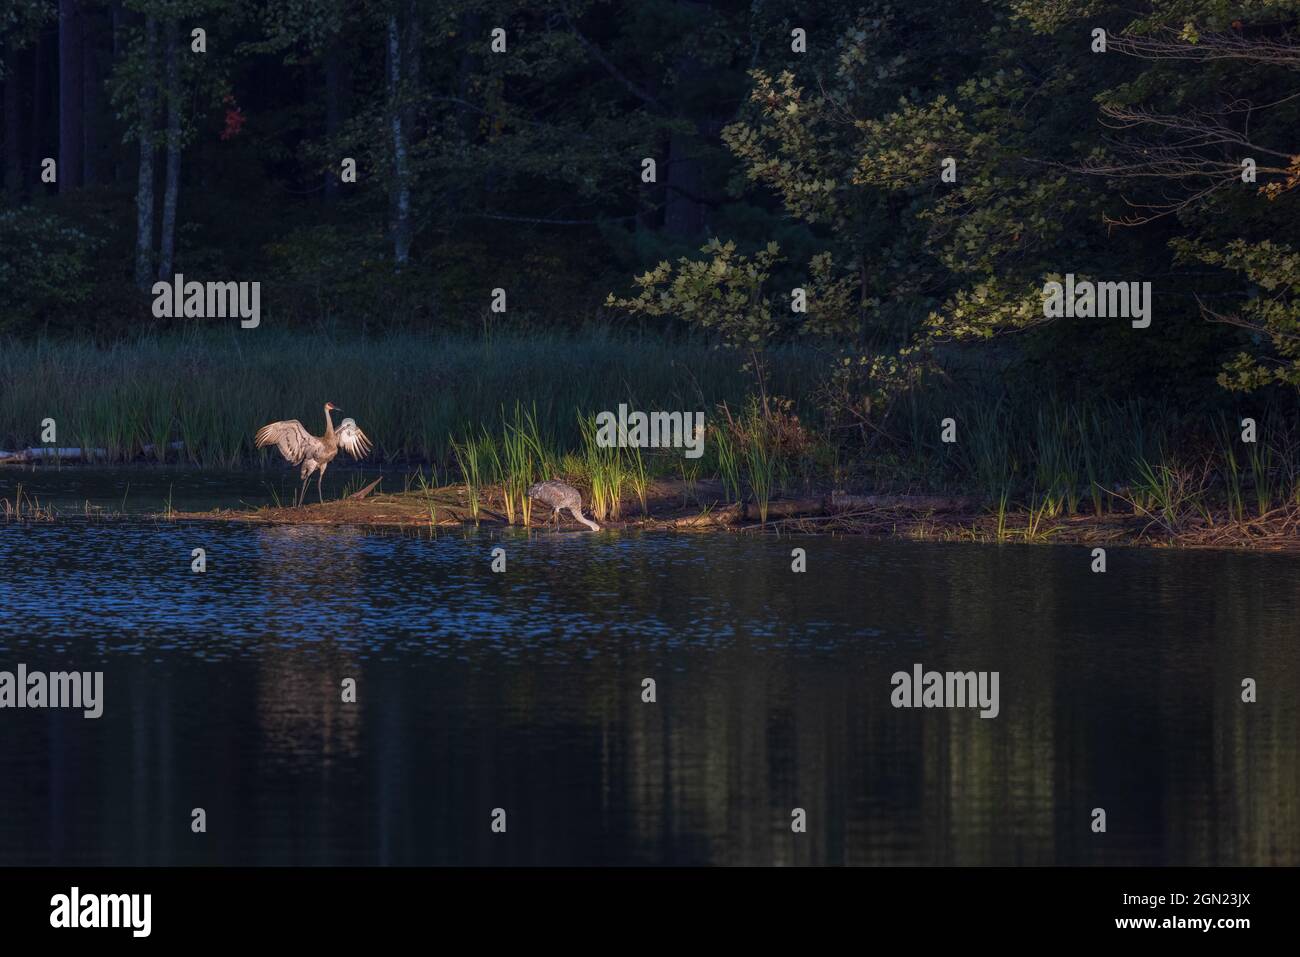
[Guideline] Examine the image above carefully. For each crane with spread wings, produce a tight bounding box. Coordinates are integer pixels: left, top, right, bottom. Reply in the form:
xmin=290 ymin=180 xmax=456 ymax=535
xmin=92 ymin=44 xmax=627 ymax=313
xmin=255 ymin=402 xmax=372 ymax=506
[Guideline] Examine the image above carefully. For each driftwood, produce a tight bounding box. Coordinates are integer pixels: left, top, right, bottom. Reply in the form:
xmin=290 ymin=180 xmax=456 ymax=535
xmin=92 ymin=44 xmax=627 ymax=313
xmin=0 ymin=447 xmax=108 ymax=464
xmin=668 ymin=492 xmax=977 ymax=527
xmin=0 ymin=441 xmax=186 ymax=465
xmin=347 ymin=477 xmax=384 ymax=500
xmin=827 ymin=491 xmax=977 ymax=512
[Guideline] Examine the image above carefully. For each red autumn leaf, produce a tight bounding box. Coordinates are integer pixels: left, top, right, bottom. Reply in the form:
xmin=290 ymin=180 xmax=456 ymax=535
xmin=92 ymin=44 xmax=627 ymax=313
xmin=220 ymin=94 xmax=246 ymax=140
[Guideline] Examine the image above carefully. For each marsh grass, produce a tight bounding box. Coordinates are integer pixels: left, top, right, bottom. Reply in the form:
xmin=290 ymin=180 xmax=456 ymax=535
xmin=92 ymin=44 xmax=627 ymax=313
xmin=499 ymin=403 xmax=549 ymax=526
xmin=678 ymin=458 xmax=701 ymax=507
xmin=1247 ymin=441 xmax=1275 ymax=517
xmin=450 ymin=432 xmax=487 ymax=522
xmin=1128 ymin=456 xmax=1204 ymax=532
xmin=626 ymin=443 xmax=650 ymax=516
xmin=712 ymin=426 xmax=741 ymax=503
xmin=0 ymin=484 xmax=55 ymax=521
xmin=577 ymin=412 xmax=625 ymax=520
xmin=0 ymin=329 xmax=797 ymax=467
xmin=1022 ymin=493 xmax=1063 ymax=543
xmin=7 ymin=331 xmax=1300 ymax=531
xmin=1212 ymin=419 xmax=1246 ymax=523
xmin=736 ymin=405 xmax=779 ymax=523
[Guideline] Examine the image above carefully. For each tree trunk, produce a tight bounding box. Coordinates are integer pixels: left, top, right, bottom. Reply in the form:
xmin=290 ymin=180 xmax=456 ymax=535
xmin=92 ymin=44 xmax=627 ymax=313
xmin=158 ymin=18 xmax=181 ymax=280
xmin=58 ymin=0 xmax=84 ymax=191
xmin=81 ymin=6 xmax=103 ymax=186
xmin=28 ymin=27 xmax=45 ymax=182
xmin=112 ymin=1 xmax=128 ymax=186
xmin=403 ymin=0 xmax=420 ymax=148
xmin=323 ymin=42 xmax=341 ymax=203
xmin=3 ymin=43 xmax=22 ymax=196
xmin=133 ymin=15 xmax=158 ymax=292
xmin=455 ymin=13 xmax=481 ymax=141
xmin=387 ymin=13 xmax=411 ymax=268
xmin=452 ymin=11 xmax=481 ymax=221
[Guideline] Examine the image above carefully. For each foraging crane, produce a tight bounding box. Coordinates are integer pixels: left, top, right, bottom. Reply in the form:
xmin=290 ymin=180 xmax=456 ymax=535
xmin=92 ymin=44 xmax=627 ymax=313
xmin=255 ymin=402 xmax=372 ymax=506
xmin=526 ymin=480 xmax=601 ymax=531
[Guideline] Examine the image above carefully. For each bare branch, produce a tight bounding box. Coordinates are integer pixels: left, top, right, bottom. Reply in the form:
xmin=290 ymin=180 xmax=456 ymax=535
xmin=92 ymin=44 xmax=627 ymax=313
xmin=564 ymin=16 xmax=664 ymax=111
xmin=1107 ymin=26 xmax=1300 ymax=69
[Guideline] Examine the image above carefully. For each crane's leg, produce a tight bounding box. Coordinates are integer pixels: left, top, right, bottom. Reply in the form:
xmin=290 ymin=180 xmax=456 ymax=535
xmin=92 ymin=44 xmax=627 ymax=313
xmin=317 ymin=463 xmax=328 ymax=504
xmin=298 ymin=463 xmax=315 ymax=508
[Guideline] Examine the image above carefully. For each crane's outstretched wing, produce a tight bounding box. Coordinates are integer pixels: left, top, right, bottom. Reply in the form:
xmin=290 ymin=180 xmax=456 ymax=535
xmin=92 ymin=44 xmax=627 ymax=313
xmin=255 ymin=420 xmax=314 ymax=465
xmin=336 ymin=418 xmax=373 ymax=459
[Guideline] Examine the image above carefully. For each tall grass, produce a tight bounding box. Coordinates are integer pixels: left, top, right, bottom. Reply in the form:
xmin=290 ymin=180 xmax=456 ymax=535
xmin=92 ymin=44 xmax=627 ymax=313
xmin=961 ymin=399 xmax=1015 ymax=502
xmin=746 ymin=433 xmax=775 ymax=522
xmin=0 ymin=329 xmax=812 ymax=466
xmin=577 ymin=413 xmax=625 ymax=521
xmin=1130 ymin=456 xmax=1209 ymax=532
xmin=735 ymin=401 xmax=781 ymax=522
xmin=499 ymin=403 xmax=549 ymax=526
xmin=1247 ymin=441 xmax=1275 ymax=517
xmin=713 ymin=426 xmax=741 ymax=503
xmin=450 ymin=432 xmax=488 ymax=522
xmin=6 ymin=329 xmax=1300 ymax=527
xmin=1213 ymin=419 xmax=1246 ymax=523
xmin=626 ymin=443 xmax=650 ymax=516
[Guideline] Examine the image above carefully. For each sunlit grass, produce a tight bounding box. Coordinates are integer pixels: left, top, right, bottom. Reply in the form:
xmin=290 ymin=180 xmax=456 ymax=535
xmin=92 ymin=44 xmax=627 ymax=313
xmin=4 ymin=330 xmax=1299 ymax=531
xmin=0 ymin=328 xmax=796 ymax=467
xmin=577 ymin=412 xmax=624 ymax=521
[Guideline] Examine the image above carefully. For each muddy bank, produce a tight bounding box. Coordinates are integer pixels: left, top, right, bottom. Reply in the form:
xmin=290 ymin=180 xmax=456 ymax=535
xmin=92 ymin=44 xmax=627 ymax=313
xmin=165 ymin=478 xmax=1300 ymax=552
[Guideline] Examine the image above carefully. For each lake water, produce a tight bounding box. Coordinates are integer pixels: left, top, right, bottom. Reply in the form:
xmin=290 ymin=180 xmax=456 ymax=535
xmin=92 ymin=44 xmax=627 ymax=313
xmin=0 ymin=469 xmax=1297 ymax=865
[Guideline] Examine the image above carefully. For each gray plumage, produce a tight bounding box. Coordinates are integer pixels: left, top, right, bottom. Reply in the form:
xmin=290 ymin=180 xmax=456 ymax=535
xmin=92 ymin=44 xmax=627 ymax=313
xmin=255 ymin=402 xmax=372 ymax=506
xmin=527 ymin=480 xmax=601 ymax=531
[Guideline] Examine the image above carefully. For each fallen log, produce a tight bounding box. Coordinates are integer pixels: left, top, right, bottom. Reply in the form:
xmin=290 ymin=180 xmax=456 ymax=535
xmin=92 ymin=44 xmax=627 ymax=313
xmin=736 ymin=493 xmax=980 ymax=520
xmin=671 ymin=503 xmax=743 ymax=527
xmin=666 ymin=491 xmax=981 ymax=527
xmin=0 ymin=441 xmax=186 ymax=465
xmin=828 ymin=491 xmax=978 ymax=513
xmin=0 ymin=447 xmax=108 ymax=464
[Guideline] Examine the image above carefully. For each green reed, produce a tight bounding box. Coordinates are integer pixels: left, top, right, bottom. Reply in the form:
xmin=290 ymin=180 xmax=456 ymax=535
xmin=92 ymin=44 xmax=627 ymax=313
xmin=577 ymin=412 xmax=624 ymax=521
xmin=450 ymin=431 xmax=487 ymax=522
xmin=712 ymin=427 xmax=741 ymax=503
xmin=500 ymin=403 xmax=549 ymax=526
xmin=0 ymin=329 xmax=795 ymax=467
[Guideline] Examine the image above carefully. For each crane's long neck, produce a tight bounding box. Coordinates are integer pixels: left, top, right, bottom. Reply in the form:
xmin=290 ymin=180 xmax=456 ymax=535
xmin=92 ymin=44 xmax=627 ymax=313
xmin=323 ymin=405 xmax=336 ymax=441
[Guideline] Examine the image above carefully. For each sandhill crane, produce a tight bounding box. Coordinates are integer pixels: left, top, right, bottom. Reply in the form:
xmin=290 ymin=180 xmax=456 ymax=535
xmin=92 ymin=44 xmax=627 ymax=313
xmin=255 ymin=402 xmax=372 ymax=506
xmin=527 ymin=480 xmax=601 ymax=531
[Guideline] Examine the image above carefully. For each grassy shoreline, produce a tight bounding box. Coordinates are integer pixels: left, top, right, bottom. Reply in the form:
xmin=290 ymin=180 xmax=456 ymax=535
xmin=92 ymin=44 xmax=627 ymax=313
xmin=0 ymin=329 xmax=816 ymax=466
xmin=4 ymin=331 xmax=1300 ymax=552
xmin=176 ymin=482 xmax=1300 ymax=551
xmin=6 ymin=475 xmax=1293 ymax=552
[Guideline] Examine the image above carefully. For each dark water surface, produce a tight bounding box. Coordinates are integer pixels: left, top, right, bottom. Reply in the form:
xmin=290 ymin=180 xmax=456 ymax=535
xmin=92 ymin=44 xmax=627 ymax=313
xmin=0 ymin=472 xmax=1297 ymax=865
